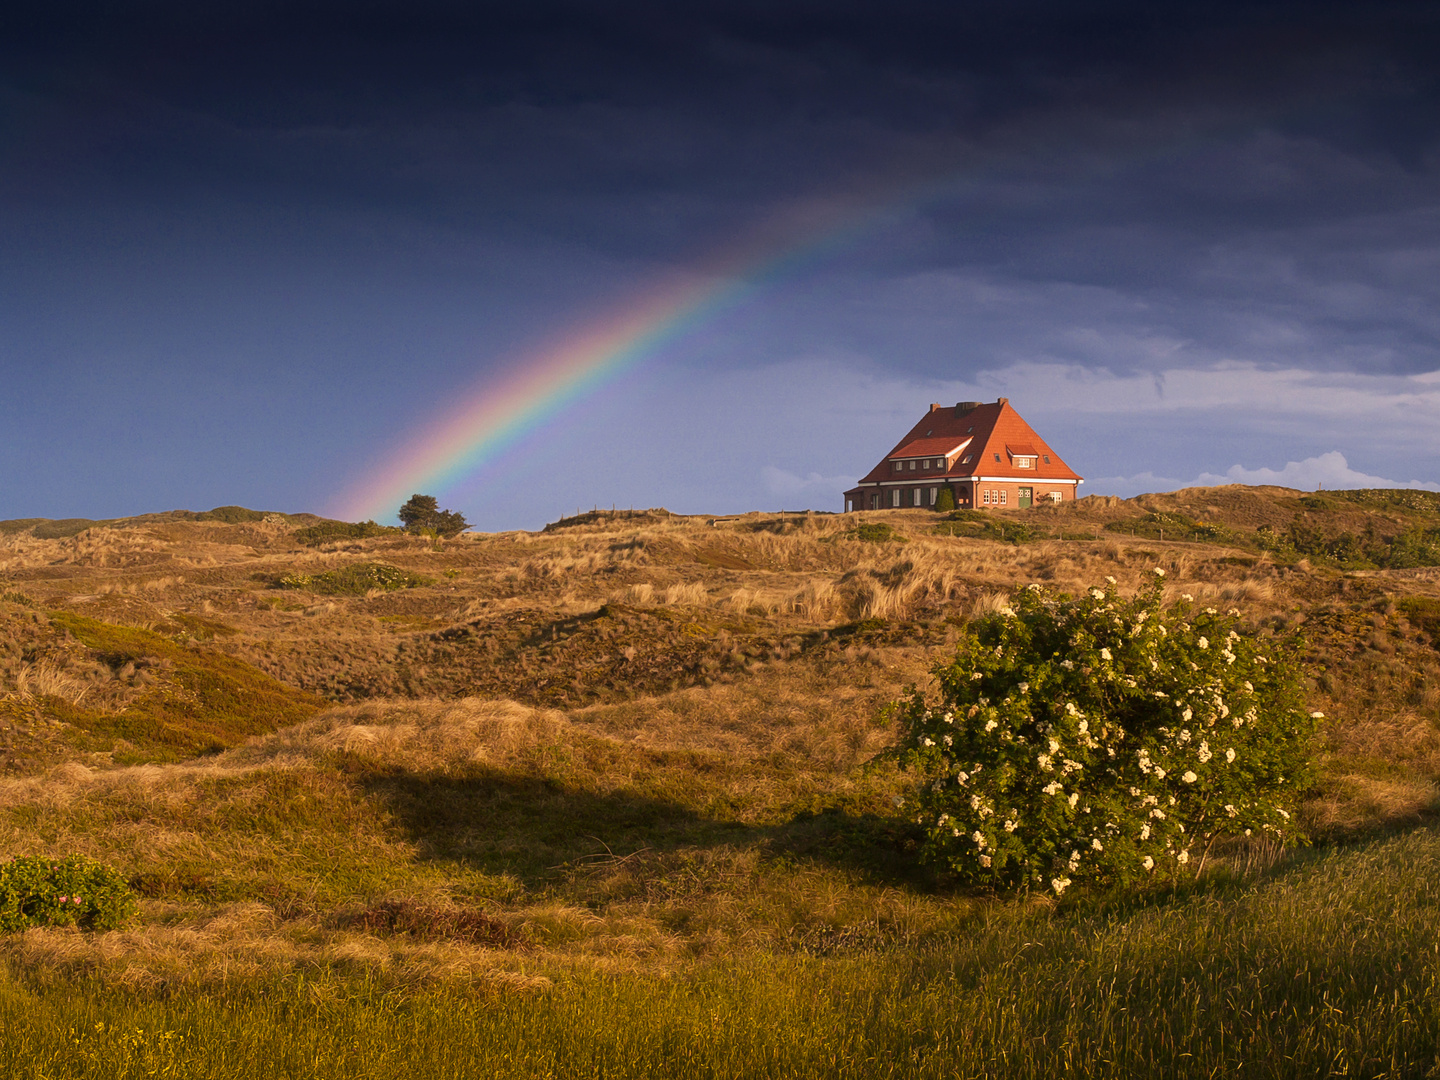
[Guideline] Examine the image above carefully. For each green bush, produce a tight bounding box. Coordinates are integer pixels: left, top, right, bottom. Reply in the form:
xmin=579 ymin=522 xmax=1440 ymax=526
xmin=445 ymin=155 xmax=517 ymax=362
xmin=896 ymin=572 xmax=1316 ymax=893
xmin=279 ymin=562 xmax=432 ymax=595
xmin=934 ymin=487 xmax=956 ymax=513
xmin=293 ymin=520 xmax=401 ymax=547
xmin=852 ymin=522 xmax=902 ymax=543
xmin=0 ymin=855 xmax=136 ymax=933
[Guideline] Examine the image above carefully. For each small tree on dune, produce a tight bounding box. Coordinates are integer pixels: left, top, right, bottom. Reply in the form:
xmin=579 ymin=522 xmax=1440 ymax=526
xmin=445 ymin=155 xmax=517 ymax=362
xmin=397 ymin=494 xmax=469 ymax=537
xmin=935 ymin=487 xmax=957 ymax=513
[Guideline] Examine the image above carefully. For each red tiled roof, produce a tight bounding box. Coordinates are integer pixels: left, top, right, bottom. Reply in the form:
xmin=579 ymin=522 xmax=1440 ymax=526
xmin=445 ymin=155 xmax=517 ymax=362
xmin=853 ymin=399 xmax=1082 ymax=485
xmin=890 ymin=436 xmax=972 ymax=458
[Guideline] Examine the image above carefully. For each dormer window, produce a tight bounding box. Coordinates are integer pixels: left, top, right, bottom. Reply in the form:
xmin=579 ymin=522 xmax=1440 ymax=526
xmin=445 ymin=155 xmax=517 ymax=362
xmin=1014 ymin=456 xmax=1034 ymax=469
xmin=961 ymin=454 xmax=973 ymax=464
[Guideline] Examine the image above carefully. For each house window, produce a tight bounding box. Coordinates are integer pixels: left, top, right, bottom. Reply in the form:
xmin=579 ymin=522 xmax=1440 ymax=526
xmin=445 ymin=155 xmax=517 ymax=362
xmin=871 ymin=494 xmax=880 ymax=510
xmin=1000 ymin=490 xmax=1008 ymax=505
xmin=1015 ymin=457 xmax=1033 ymax=469
xmin=929 ymin=487 xmax=937 ymax=505
xmin=892 ymin=489 xmax=901 ymax=507
xmin=908 ymin=460 xmax=917 ymax=470
xmin=1048 ymin=491 xmax=1062 ymax=504
xmin=913 ymin=488 xmax=922 ymax=506
xmin=1043 ymin=454 xmax=1051 ymax=464
xmin=893 ymin=461 xmax=902 ymax=471
xmin=961 ymin=454 xmax=973 ymax=464
xmin=993 ymin=452 xmax=1001 ymax=462
xmin=982 ymin=490 xmax=991 ymax=505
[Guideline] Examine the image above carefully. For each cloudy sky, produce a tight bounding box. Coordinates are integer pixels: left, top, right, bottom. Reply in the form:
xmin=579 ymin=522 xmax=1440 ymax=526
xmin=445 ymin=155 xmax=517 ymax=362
xmin=3 ymin=1 xmax=1439 ymax=530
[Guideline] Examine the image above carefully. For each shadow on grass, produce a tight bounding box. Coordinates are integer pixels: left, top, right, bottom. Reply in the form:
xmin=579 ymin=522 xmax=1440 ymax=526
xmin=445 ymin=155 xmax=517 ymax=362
xmin=358 ymin=767 xmax=935 ymax=892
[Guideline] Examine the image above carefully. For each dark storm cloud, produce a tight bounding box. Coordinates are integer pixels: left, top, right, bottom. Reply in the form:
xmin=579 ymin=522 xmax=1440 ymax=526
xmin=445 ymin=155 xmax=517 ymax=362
xmin=7 ymin=2 xmax=1437 ymax=232
xmin=3 ymin=1 xmax=1439 ymax=521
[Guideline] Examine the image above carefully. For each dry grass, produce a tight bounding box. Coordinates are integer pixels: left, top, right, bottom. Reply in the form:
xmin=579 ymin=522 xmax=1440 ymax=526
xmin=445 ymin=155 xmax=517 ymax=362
xmin=10 ymin=660 xmax=92 ymax=705
xmin=2 ymin=495 xmax=1439 ymax=995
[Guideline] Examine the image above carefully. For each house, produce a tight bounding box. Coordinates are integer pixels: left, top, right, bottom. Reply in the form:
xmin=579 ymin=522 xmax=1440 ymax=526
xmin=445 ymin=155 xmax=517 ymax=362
xmin=843 ymin=398 xmax=1082 ymax=512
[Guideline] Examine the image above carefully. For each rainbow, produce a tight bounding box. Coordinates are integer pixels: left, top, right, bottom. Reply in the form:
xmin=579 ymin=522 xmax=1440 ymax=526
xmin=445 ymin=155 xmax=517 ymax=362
xmin=328 ymin=194 xmax=888 ymax=524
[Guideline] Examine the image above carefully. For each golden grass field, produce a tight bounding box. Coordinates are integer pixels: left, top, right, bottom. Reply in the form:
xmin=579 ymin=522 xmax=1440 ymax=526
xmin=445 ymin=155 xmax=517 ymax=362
xmin=3 ymin=489 xmax=1440 ymax=1076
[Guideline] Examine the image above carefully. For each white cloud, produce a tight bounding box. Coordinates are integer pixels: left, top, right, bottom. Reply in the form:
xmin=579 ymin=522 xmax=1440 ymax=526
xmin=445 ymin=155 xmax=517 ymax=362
xmin=1090 ymin=452 xmax=1440 ymax=498
xmin=761 ymin=465 xmax=856 ymax=497
xmin=1195 ymin=451 xmax=1440 ymax=492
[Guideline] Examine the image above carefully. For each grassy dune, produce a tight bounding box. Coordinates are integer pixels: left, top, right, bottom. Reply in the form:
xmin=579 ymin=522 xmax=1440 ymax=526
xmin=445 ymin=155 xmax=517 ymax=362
xmin=1 ymin=491 xmax=1439 ymax=1076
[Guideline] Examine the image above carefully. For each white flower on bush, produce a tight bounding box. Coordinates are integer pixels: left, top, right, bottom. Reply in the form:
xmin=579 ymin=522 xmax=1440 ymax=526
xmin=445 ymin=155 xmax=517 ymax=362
xmin=1042 ymin=782 xmax=1063 ymax=796
xmin=1091 ymin=839 xmax=1103 ymax=851
xmin=1051 ymin=876 xmax=1071 ymax=895
xmin=1226 ymin=748 xmax=1236 ymax=763
xmin=979 ymin=854 xmax=992 ymax=867
xmin=1176 ymin=850 xmax=1190 ymax=865
xmin=1100 ymin=647 xmax=1113 ymax=661
xmin=1182 ymin=771 xmax=1198 ymax=784
xmin=984 ymin=719 xmax=998 ymax=733
xmin=1140 ymin=824 xmax=1150 ymax=840
xmin=1153 ymin=567 xmax=1165 ymax=577
xmin=1197 ymin=636 xmax=1208 ymax=650
xmin=1142 ymin=856 xmax=1154 ymax=870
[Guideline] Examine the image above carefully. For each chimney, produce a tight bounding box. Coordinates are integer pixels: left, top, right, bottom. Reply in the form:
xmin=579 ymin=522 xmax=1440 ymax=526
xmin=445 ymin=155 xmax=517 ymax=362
xmin=955 ymin=401 xmax=982 ymax=416
xmin=997 ymin=397 xmax=1009 ymax=405
xmin=929 ymin=403 xmax=942 ymax=412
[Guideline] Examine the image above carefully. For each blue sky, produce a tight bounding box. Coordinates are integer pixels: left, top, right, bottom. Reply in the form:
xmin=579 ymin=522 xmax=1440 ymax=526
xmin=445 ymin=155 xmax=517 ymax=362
xmin=3 ymin=1 xmax=1439 ymax=530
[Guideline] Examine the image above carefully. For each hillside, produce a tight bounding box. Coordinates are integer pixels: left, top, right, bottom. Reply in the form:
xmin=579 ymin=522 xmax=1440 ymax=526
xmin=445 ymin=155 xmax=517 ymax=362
xmin=3 ymin=488 xmax=1440 ymax=1076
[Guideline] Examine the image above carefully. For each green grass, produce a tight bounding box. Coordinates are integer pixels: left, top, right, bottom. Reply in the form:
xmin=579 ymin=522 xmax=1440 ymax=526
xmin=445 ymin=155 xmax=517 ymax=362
xmin=44 ymin=613 xmax=323 ymax=759
xmin=6 ymin=827 xmax=1440 ymax=1077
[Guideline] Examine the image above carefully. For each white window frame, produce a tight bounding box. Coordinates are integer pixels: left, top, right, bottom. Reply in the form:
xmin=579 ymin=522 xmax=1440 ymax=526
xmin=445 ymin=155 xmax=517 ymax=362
xmin=891 ymin=489 xmax=901 ymax=507
xmin=1000 ymin=490 xmax=1008 ymax=505
xmin=929 ymin=487 xmax=937 ymax=505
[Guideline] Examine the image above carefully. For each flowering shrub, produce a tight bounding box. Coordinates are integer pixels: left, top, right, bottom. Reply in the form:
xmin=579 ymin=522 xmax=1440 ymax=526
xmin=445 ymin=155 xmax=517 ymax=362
xmin=0 ymin=855 xmax=137 ymax=933
xmin=897 ymin=572 xmax=1317 ymax=893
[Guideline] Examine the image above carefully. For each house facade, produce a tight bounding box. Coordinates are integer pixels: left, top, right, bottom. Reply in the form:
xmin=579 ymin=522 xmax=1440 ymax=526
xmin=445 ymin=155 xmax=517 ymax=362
xmin=843 ymin=399 xmax=1082 ymax=512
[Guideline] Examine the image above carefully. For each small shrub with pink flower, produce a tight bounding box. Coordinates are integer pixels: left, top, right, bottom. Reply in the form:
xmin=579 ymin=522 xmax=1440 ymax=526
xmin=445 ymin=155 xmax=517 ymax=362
xmin=896 ymin=571 xmax=1317 ymax=893
xmin=0 ymin=855 xmax=136 ymax=932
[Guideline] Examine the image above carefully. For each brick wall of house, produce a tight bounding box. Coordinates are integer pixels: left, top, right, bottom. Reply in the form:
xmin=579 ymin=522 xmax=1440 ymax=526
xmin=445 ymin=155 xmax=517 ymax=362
xmin=844 ymin=481 xmax=1075 ymax=512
